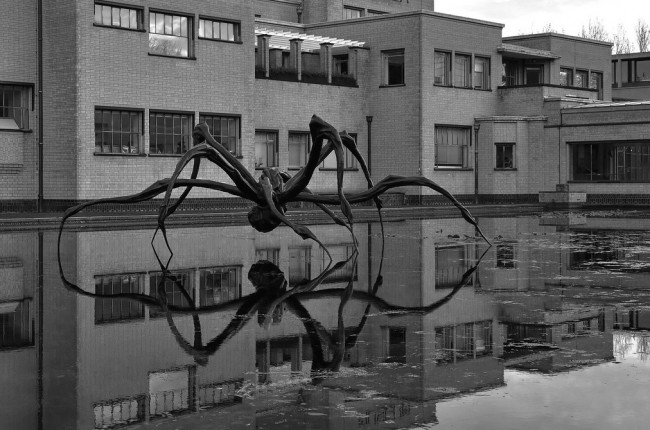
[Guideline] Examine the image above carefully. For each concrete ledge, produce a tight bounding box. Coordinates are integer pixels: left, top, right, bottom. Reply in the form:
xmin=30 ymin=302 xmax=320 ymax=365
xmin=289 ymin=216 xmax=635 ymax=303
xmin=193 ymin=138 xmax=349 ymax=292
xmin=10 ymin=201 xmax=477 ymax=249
xmin=539 ymin=191 xmax=587 ymax=204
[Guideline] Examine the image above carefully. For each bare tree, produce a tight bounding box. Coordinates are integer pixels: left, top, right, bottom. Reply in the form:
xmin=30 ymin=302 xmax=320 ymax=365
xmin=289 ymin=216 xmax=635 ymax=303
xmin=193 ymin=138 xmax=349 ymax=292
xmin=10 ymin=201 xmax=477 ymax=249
xmin=541 ymin=22 xmax=555 ymax=33
xmin=635 ymin=19 xmax=650 ymax=52
xmin=612 ymin=24 xmax=632 ymax=54
xmin=579 ymin=19 xmax=609 ymax=41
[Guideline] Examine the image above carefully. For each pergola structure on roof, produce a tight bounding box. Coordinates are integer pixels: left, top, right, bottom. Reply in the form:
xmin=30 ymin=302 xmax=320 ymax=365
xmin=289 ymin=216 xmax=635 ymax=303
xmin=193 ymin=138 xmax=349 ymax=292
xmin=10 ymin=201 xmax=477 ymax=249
xmin=255 ymin=26 xmax=366 ymax=51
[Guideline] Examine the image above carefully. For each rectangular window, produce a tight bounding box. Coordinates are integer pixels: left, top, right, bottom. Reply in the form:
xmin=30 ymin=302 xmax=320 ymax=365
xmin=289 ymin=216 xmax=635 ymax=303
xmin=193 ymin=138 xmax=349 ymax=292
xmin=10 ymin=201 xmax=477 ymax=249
xmin=149 ymin=11 xmax=192 ymax=58
xmin=525 ymin=65 xmax=543 ymax=85
xmin=289 ymin=247 xmax=311 ymax=284
xmin=611 ymin=61 xmax=617 ymax=84
xmin=343 ymin=6 xmax=362 ymax=19
xmin=622 ymin=58 xmax=650 ymax=83
xmin=366 ymin=10 xmax=387 ymax=16
xmin=255 ymin=131 xmax=278 ymax=168
xmin=496 ymin=244 xmax=515 ymax=268
xmin=199 ymin=114 xmax=240 ymax=156
xmin=454 ymin=53 xmax=471 ymax=88
xmin=149 ymin=271 xmax=194 ymax=318
xmin=435 ymin=245 xmax=471 ymax=288
xmin=94 ymin=2 xmax=142 ymax=30
xmin=575 ymin=70 xmax=588 ymax=88
xmin=321 ymin=134 xmax=358 ymax=169
xmin=321 ymin=244 xmax=357 ymax=283
xmin=0 ymin=300 xmax=33 ymax=348
xmin=435 ymin=126 xmax=470 ymax=168
xmin=198 ymin=17 xmax=240 ymax=42
xmin=434 ymin=51 xmax=451 ymax=86
xmin=95 ymin=274 xmax=144 ymax=323
xmin=589 ymin=71 xmax=603 ymax=100
xmin=560 ymin=67 xmax=573 ymax=86
xmin=255 ymin=248 xmax=280 ymax=266
xmin=0 ymin=84 xmax=31 ymax=130
xmin=199 ymin=266 xmax=241 ymax=307
xmin=333 ymin=54 xmax=349 ymax=75
xmin=382 ymin=49 xmax=405 ymax=86
xmin=571 ymin=141 xmax=650 ymax=182
xmin=495 ymin=143 xmax=515 ymax=169
xmin=149 ymin=368 xmax=193 ymax=417
xmin=149 ymin=111 xmax=193 ymax=154
xmin=501 ymin=59 xmax=519 ymax=86
xmin=474 ymin=56 xmax=490 ymax=89
xmin=383 ymin=326 xmax=407 ymax=364
xmin=288 ymin=132 xmax=310 ymax=168
xmin=95 ymin=108 xmax=142 ymax=154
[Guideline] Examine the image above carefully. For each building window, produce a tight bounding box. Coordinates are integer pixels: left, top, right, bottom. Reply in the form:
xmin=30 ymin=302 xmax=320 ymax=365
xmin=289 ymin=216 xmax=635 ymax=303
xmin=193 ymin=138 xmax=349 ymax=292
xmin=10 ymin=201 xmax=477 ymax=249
xmin=571 ymin=141 xmax=650 ymax=182
xmin=454 ymin=53 xmax=471 ymax=88
xmin=501 ymin=60 xmax=519 ymax=86
xmin=199 ymin=266 xmax=241 ymax=307
xmin=95 ymin=274 xmax=144 ymax=323
xmin=383 ymin=326 xmax=407 ymax=364
xmin=611 ymin=61 xmax=617 ymax=84
xmin=149 ymin=271 xmax=194 ymax=317
xmin=289 ymin=247 xmax=311 ymax=284
xmin=496 ymin=244 xmax=515 ymax=268
xmin=434 ymin=51 xmax=451 ymax=86
xmin=333 ymin=54 xmax=349 ymax=75
xmin=255 ymin=131 xmax=278 ymax=168
xmin=590 ymin=71 xmax=604 ymax=100
xmin=621 ymin=58 xmax=650 ymax=84
xmin=343 ymin=6 xmax=363 ymax=19
xmin=0 ymin=300 xmax=33 ymax=348
xmin=94 ymin=2 xmax=142 ymax=30
xmin=575 ymin=70 xmax=588 ymax=88
xmin=255 ymin=248 xmax=280 ymax=266
xmin=560 ymin=67 xmax=573 ymax=86
xmin=321 ymin=244 xmax=357 ymax=283
xmin=149 ymin=11 xmax=192 ymax=58
xmin=95 ymin=109 xmax=142 ymax=154
xmin=525 ymin=65 xmax=543 ymax=85
xmin=288 ymin=132 xmax=310 ymax=168
xmin=149 ymin=112 xmax=193 ymax=154
xmin=198 ymin=17 xmax=240 ymax=42
xmin=435 ymin=126 xmax=470 ymax=168
xmin=199 ymin=114 xmax=240 ymax=156
xmin=0 ymin=84 xmax=30 ymax=130
xmin=366 ymin=10 xmax=388 ymax=17
xmin=495 ymin=143 xmax=515 ymax=169
xmin=321 ymin=134 xmax=358 ymax=169
xmin=382 ymin=49 xmax=405 ymax=86
xmin=435 ymin=245 xmax=471 ymax=288
xmin=474 ymin=56 xmax=490 ymax=89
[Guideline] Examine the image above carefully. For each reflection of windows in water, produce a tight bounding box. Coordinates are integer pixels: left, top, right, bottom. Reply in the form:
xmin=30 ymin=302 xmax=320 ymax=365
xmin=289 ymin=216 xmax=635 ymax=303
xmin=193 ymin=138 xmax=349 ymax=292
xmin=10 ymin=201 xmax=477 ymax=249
xmin=149 ymin=367 xmax=194 ymax=417
xmin=321 ymin=244 xmax=357 ymax=283
xmin=289 ymin=247 xmax=311 ymax=284
xmin=149 ymin=271 xmax=194 ymax=317
xmin=383 ymin=326 xmax=407 ymax=364
xmin=507 ymin=324 xmax=552 ymax=344
xmin=435 ymin=245 xmax=473 ymax=288
xmin=255 ymin=248 xmax=280 ymax=266
xmin=496 ymin=244 xmax=515 ymax=268
xmin=568 ymin=231 xmax=649 ymax=272
xmin=0 ymin=300 xmax=34 ymax=348
xmin=199 ymin=266 xmax=241 ymax=306
xmin=435 ymin=321 xmax=493 ymax=363
xmin=95 ymin=274 xmax=144 ymax=323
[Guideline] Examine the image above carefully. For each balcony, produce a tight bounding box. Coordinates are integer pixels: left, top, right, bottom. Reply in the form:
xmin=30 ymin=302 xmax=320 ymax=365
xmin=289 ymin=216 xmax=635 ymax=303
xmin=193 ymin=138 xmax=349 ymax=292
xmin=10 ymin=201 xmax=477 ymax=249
xmin=255 ymin=27 xmax=364 ymax=87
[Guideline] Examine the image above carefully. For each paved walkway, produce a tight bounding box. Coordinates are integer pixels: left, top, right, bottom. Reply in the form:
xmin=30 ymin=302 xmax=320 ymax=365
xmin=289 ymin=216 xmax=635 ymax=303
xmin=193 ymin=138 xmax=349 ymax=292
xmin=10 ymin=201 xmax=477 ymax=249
xmin=0 ymin=204 xmax=545 ymax=231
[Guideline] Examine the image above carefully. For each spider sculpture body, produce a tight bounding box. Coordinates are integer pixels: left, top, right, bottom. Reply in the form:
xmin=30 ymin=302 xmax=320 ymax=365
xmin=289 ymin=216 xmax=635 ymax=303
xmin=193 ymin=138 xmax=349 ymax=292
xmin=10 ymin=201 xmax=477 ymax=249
xmin=58 ymin=115 xmax=488 ymax=250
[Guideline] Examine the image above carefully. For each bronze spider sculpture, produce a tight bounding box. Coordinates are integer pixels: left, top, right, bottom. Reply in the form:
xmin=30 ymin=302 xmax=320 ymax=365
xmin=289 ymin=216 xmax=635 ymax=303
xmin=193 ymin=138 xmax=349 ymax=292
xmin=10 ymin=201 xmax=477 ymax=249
xmin=58 ymin=115 xmax=488 ymax=253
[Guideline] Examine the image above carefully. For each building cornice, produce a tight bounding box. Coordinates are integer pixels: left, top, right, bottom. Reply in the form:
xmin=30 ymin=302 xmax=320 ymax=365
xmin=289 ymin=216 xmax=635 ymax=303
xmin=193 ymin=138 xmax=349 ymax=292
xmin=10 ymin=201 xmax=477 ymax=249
xmin=504 ymin=32 xmax=613 ymax=47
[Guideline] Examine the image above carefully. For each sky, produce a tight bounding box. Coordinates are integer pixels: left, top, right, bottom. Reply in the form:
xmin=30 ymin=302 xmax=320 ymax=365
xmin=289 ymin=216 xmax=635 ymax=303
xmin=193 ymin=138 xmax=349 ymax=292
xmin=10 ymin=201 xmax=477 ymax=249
xmin=434 ymin=0 xmax=646 ymax=42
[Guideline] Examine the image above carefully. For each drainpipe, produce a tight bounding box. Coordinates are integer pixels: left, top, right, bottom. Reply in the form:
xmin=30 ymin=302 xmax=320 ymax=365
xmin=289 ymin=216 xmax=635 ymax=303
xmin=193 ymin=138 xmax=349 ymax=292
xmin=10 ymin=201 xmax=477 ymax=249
xmin=37 ymin=0 xmax=44 ymax=212
xmin=558 ymin=110 xmax=563 ymax=185
xmin=473 ymin=122 xmax=480 ymax=204
xmin=366 ymin=116 xmax=373 ymax=176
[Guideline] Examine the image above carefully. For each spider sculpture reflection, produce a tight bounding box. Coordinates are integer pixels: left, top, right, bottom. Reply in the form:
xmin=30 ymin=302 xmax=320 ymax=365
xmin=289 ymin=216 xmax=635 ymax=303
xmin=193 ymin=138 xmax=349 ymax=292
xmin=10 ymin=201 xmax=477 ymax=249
xmin=58 ymin=115 xmax=488 ymax=250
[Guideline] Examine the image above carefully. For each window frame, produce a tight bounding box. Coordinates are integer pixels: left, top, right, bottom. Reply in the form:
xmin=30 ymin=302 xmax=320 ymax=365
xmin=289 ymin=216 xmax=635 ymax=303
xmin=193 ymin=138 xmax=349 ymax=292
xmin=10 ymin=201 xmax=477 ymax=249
xmin=434 ymin=125 xmax=472 ymax=169
xmin=453 ymin=53 xmax=471 ymax=88
xmin=148 ymin=9 xmax=194 ymax=59
xmin=94 ymin=272 xmax=146 ymax=324
xmin=495 ymin=142 xmax=515 ymax=170
xmin=524 ymin=64 xmax=544 ymax=85
xmin=198 ymin=15 xmax=241 ymax=43
xmin=569 ymin=140 xmax=650 ymax=182
xmin=589 ymin=70 xmax=604 ymax=100
xmin=148 ymin=110 xmax=194 ymax=156
xmin=473 ymin=56 xmax=491 ymax=90
xmin=320 ymin=133 xmax=358 ymax=170
xmin=343 ymin=6 xmax=363 ymax=19
xmin=560 ymin=67 xmax=573 ymax=86
xmin=94 ymin=107 xmax=144 ymax=155
xmin=254 ymin=130 xmax=279 ymax=169
xmin=199 ymin=113 xmax=242 ymax=157
xmin=575 ymin=69 xmax=589 ymax=88
xmin=288 ymin=131 xmax=311 ymax=170
xmin=333 ymin=54 xmax=349 ymax=76
xmin=434 ymin=51 xmax=451 ymax=87
xmin=0 ymin=83 xmax=32 ymax=131
xmin=94 ymin=1 xmax=144 ymax=32
xmin=381 ymin=49 xmax=405 ymax=87
xmin=198 ymin=265 xmax=242 ymax=307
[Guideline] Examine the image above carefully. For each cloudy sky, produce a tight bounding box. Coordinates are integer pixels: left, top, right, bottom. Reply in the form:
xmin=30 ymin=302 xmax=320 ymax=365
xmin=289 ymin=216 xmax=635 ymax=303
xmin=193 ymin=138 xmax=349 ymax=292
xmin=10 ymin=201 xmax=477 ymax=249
xmin=435 ymin=0 xmax=645 ymax=43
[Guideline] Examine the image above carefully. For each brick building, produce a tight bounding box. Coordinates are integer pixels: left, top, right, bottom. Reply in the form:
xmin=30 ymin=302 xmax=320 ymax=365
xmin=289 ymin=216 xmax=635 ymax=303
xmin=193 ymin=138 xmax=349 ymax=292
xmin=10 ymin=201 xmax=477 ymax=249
xmin=1 ymin=0 xmax=650 ymax=212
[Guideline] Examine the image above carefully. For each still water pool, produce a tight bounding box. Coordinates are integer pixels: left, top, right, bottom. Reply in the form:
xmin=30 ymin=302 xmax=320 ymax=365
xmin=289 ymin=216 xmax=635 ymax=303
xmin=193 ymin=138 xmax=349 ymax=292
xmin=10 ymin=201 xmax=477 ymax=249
xmin=1 ymin=211 xmax=650 ymax=429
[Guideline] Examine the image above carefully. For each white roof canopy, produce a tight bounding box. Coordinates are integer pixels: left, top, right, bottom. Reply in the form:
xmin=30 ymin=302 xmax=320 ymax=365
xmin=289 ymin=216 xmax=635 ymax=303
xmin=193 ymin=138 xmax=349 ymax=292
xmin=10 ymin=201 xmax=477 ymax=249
xmin=255 ymin=26 xmax=366 ymax=51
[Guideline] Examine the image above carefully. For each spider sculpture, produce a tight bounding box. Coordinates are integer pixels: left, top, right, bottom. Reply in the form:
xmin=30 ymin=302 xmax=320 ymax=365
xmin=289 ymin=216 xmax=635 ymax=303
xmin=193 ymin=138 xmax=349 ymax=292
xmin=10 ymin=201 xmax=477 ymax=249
xmin=58 ymin=115 xmax=488 ymax=252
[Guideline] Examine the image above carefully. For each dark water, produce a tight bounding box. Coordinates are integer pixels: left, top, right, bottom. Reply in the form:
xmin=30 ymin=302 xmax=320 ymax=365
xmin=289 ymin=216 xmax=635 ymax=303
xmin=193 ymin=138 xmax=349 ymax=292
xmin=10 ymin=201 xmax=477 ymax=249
xmin=1 ymin=212 xmax=650 ymax=429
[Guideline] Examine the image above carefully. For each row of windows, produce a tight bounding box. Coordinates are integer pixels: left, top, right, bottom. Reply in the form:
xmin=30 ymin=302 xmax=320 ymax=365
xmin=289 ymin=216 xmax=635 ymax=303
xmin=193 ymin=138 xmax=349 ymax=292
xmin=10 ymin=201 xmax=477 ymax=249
xmin=571 ymin=141 xmax=650 ymax=182
xmin=343 ymin=6 xmax=387 ymax=19
xmin=380 ymin=49 xmax=491 ymax=89
xmin=94 ymin=267 xmax=241 ymax=323
xmin=94 ymin=2 xmax=241 ymax=59
xmin=435 ymin=125 xmax=515 ymax=170
xmin=612 ymin=57 xmax=650 ymax=85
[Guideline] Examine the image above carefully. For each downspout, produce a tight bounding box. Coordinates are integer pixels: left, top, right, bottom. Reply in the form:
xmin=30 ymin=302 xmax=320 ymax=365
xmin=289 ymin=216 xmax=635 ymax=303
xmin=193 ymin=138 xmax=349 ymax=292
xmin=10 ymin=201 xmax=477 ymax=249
xmin=473 ymin=123 xmax=480 ymax=204
xmin=366 ymin=116 xmax=373 ymax=176
xmin=558 ymin=110 xmax=563 ymax=185
xmin=37 ymin=0 xmax=44 ymax=212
